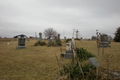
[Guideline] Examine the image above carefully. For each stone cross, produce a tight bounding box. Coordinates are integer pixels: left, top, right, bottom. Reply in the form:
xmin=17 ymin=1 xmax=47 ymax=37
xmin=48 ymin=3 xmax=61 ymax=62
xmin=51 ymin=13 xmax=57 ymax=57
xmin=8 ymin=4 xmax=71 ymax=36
xmin=39 ymin=32 xmax=42 ymax=42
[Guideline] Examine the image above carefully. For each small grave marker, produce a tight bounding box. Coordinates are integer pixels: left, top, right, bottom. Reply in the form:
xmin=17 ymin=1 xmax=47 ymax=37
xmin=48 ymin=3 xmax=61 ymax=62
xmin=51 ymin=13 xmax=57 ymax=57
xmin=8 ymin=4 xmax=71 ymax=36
xmin=88 ymin=58 xmax=98 ymax=67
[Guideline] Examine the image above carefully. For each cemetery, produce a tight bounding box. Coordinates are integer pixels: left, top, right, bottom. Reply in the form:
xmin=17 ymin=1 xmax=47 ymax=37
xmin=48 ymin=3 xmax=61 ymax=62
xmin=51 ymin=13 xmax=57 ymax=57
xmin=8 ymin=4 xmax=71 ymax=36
xmin=1 ymin=0 xmax=120 ymax=79
xmin=0 ymin=35 xmax=120 ymax=79
xmin=0 ymin=28 xmax=120 ymax=80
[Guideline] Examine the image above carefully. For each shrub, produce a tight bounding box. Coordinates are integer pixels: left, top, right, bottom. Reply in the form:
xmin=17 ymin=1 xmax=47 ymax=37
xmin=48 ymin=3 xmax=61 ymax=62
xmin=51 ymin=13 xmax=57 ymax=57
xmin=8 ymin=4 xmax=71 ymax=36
xmin=76 ymin=48 xmax=95 ymax=61
xmin=74 ymin=38 xmax=80 ymax=40
xmin=56 ymin=40 xmax=62 ymax=46
xmin=59 ymin=62 xmax=96 ymax=80
xmin=47 ymin=40 xmax=62 ymax=47
xmin=66 ymin=38 xmax=71 ymax=43
xmin=59 ymin=47 xmax=96 ymax=79
xmin=34 ymin=41 xmax=46 ymax=46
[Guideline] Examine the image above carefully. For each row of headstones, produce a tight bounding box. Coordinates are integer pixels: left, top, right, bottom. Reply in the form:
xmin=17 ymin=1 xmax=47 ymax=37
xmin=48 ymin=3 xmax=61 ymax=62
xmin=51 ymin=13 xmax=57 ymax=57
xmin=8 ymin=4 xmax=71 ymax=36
xmin=39 ymin=32 xmax=61 ymax=42
xmin=16 ymin=33 xmax=61 ymax=49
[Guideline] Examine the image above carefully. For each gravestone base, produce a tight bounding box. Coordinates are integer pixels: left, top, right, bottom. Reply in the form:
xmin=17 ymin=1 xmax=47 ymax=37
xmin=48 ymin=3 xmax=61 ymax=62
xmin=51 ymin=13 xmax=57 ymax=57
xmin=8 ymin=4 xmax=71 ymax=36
xmin=98 ymin=42 xmax=110 ymax=47
xmin=64 ymin=50 xmax=73 ymax=59
xmin=16 ymin=46 xmax=26 ymax=49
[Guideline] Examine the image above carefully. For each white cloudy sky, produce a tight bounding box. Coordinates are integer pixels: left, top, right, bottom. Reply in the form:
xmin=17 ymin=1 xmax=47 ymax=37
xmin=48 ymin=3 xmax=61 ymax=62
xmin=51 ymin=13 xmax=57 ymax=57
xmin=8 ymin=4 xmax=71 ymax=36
xmin=0 ymin=0 xmax=120 ymax=38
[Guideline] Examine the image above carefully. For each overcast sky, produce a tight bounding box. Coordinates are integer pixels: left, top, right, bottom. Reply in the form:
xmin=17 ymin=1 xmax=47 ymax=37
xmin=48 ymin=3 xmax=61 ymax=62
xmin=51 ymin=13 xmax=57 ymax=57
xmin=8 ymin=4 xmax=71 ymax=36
xmin=0 ymin=0 xmax=120 ymax=38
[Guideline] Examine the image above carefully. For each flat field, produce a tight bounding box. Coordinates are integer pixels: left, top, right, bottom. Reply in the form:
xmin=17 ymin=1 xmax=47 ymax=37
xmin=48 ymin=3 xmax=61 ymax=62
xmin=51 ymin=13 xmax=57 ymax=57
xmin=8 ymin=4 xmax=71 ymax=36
xmin=0 ymin=39 xmax=120 ymax=80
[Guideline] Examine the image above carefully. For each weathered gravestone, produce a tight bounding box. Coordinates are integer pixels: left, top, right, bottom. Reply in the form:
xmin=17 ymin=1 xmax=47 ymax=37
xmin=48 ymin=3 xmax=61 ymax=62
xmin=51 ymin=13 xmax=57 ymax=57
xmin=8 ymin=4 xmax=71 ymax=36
xmin=54 ymin=40 xmax=56 ymax=45
xmin=98 ymin=33 xmax=110 ymax=47
xmin=64 ymin=50 xmax=73 ymax=59
xmin=16 ymin=35 xmax=26 ymax=49
xmin=66 ymin=43 xmax=71 ymax=50
xmin=39 ymin=32 xmax=42 ymax=42
xmin=88 ymin=58 xmax=98 ymax=67
xmin=64 ymin=39 xmax=76 ymax=59
xmin=57 ymin=34 xmax=60 ymax=41
xmin=48 ymin=39 xmax=52 ymax=46
xmin=64 ymin=36 xmax=66 ymax=40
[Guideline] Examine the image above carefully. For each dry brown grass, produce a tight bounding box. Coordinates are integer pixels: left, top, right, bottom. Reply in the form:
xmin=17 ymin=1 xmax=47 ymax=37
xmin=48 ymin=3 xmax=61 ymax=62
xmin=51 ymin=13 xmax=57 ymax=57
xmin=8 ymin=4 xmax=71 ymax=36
xmin=0 ymin=39 xmax=71 ymax=80
xmin=0 ymin=39 xmax=120 ymax=80
xmin=76 ymin=40 xmax=120 ymax=72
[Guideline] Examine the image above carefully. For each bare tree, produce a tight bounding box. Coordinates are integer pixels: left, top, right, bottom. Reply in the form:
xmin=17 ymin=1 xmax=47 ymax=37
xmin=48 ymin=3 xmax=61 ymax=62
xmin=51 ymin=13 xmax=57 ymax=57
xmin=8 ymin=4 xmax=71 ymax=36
xmin=44 ymin=28 xmax=57 ymax=39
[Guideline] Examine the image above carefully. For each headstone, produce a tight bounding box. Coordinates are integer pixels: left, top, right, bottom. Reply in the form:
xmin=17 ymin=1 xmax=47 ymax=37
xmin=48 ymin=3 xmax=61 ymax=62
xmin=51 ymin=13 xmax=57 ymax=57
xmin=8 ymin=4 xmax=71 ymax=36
xmin=88 ymin=39 xmax=90 ymax=41
xmin=68 ymin=41 xmax=71 ymax=43
xmin=16 ymin=35 xmax=26 ymax=49
xmin=48 ymin=39 xmax=52 ymax=44
xmin=66 ymin=43 xmax=71 ymax=50
xmin=64 ymin=36 xmax=66 ymax=40
xmin=98 ymin=33 xmax=110 ymax=47
xmin=54 ymin=40 xmax=56 ymax=45
xmin=64 ymin=50 xmax=73 ymax=59
xmin=39 ymin=32 xmax=42 ymax=42
xmin=88 ymin=58 xmax=98 ymax=67
xmin=57 ymin=34 xmax=60 ymax=41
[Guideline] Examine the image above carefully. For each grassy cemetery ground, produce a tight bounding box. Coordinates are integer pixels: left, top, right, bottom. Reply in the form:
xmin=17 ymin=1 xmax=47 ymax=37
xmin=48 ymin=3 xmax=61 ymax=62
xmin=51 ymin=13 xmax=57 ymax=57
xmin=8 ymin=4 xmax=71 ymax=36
xmin=0 ymin=39 xmax=71 ymax=80
xmin=0 ymin=39 xmax=120 ymax=80
xmin=76 ymin=40 xmax=120 ymax=72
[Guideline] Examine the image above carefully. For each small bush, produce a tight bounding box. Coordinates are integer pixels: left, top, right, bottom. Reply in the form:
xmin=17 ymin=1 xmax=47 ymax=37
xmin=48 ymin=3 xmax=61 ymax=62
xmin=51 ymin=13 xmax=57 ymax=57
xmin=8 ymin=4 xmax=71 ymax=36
xmin=66 ymin=38 xmax=71 ymax=43
xmin=74 ymin=38 xmax=80 ymax=40
xmin=59 ymin=62 xmax=96 ymax=80
xmin=56 ymin=40 xmax=62 ymax=46
xmin=76 ymin=48 xmax=95 ymax=61
xmin=34 ymin=41 xmax=46 ymax=46
xmin=47 ymin=40 xmax=62 ymax=47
